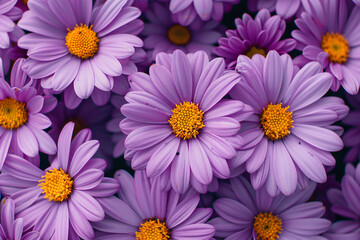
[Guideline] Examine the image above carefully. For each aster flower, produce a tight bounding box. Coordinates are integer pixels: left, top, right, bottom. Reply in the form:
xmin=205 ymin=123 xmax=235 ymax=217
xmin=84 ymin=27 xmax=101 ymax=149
xmin=18 ymin=0 xmax=144 ymax=101
xmin=143 ymin=2 xmax=222 ymax=61
xmin=0 ymin=58 xmax=56 ymax=170
xmin=292 ymin=0 xmax=360 ymax=94
xmin=0 ymin=198 xmax=40 ymax=240
xmin=230 ymin=51 xmax=348 ymax=196
xmin=209 ymin=176 xmax=331 ymax=239
xmin=248 ymin=0 xmax=303 ymax=20
xmin=0 ymin=122 xmax=120 ymax=239
xmin=121 ymin=49 xmax=252 ymax=193
xmin=168 ymin=0 xmax=240 ymax=25
xmin=342 ymin=93 xmax=360 ymax=162
xmin=214 ymin=9 xmax=296 ymax=69
xmin=324 ymin=163 xmax=360 ymax=239
xmin=93 ymin=170 xmax=215 ymax=239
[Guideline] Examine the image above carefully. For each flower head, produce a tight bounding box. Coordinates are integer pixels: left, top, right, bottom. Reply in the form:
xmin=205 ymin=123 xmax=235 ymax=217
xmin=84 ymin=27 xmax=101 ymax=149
xmin=93 ymin=170 xmax=215 ymax=239
xmin=292 ymin=0 xmax=360 ymax=94
xmin=0 ymin=122 xmax=120 ymax=239
xmin=230 ymin=51 xmax=348 ymax=196
xmin=210 ymin=177 xmax=331 ymax=239
xmin=121 ymin=49 xmax=253 ymax=193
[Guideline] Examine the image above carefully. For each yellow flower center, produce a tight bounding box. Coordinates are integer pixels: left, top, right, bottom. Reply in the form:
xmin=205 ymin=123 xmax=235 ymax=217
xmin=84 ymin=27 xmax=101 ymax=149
xmin=253 ymin=212 xmax=283 ymax=240
xmin=0 ymin=98 xmax=28 ymax=130
xmin=169 ymin=102 xmax=205 ymax=140
xmin=245 ymin=46 xmax=266 ymax=59
xmin=167 ymin=25 xmax=191 ymax=45
xmin=38 ymin=168 xmax=73 ymax=202
xmin=136 ymin=219 xmax=170 ymax=240
xmin=65 ymin=24 xmax=99 ymax=60
xmin=321 ymin=32 xmax=349 ymax=64
xmin=260 ymin=103 xmax=293 ymax=141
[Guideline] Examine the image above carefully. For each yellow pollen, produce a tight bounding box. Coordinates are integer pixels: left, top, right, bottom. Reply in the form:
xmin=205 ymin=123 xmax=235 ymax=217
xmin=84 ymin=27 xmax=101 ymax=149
xmin=167 ymin=25 xmax=191 ymax=45
xmin=321 ymin=32 xmax=349 ymax=64
xmin=169 ymin=102 xmax=205 ymax=140
xmin=260 ymin=103 xmax=293 ymax=141
xmin=253 ymin=212 xmax=283 ymax=240
xmin=136 ymin=219 xmax=170 ymax=240
xmin=38 ymin=168 xmax=73 ymax=202
xmin=0 ymin=98 xmax=28 ymax=130
xmin=245 ymin=46 xmax=266 ymax=59
xmin=65 ymin=24 xmax=99 ymax=60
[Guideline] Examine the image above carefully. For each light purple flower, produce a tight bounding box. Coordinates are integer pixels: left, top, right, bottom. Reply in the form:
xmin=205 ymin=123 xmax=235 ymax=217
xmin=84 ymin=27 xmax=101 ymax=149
xmin=0 ymin=58 xmax=56 ymax=170
xmin=292 ymin=0 xmax=360 ymax=94
xmin=121 ymin=50 xmax=253 ymax=193
xmin=248 ymin=0 xmax=303 ymax=20
xmin=18 ymin=0 xmax=144 ymax=102
xmin=342 ymin=93 xmax=360 ymax=162
xmin=0 ymin=198 xmax=40 ymax=240
xmin=0 ymin=0 xmax=22 ymax=49
xmin=325 ymin=163 xmax=360 ymax=239
xmin=214 ymin=9 xmax=296 ymax=69
xmin=93 ymin=170 xmax=215 ymax=240
xmin=168 ymin=0 xmax=241 ymax=25
xmin=209 ymin=176 xmax=331 ymax=239
xmin=143 ymin=2 xmax=222 ymax=60
xmin=0 ymin=122 xmax=120 ymax=239
xmin=230 ymin=51 xmax=348 ymax=196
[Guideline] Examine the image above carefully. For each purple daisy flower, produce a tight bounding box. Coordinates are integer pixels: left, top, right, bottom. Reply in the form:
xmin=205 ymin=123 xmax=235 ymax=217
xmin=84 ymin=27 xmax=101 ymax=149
xmin=121 ymin=50 xmax=253 ymax=193
xmin=93 ymin=170 xmax=215 ymax=239
xmin=18 ymin=0 xmax=144 ymax=100
xmin=209 ymin=176 xmax=331 ymax=239
xmin=143 ymin=2 xmax=222 ymax=61
xmin=168 ymin=0 xmax=240 ymax=25
xmin=0 ymin=122 xmax=120 ymax=239
xmin=248 ymin=0 xmax=303 ymax=20
xmin=214 ymin=9 xmax=296 ymax=69
xmin=342 ymin=93 xmax=360 ymax=162
xmin=230 ymin=51 xmax=348 ymax=196
xmin=292 ymin=0 xmax=360 ymax=94
xmin=0 ymin=58 xmax=56 ymax=170
xmin=325 ymin=163 xmax=360 ymax=239
xmin=0 ymin=198 xmax=40 ymax=240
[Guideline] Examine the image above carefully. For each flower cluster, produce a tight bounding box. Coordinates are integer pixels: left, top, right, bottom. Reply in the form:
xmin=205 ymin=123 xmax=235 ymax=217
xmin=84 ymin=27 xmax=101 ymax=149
xmin=0 ymin=0 xmax=357 ymax=239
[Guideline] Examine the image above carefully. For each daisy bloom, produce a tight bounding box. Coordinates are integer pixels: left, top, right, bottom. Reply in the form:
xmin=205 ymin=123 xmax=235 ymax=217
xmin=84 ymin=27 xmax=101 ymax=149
xmin=342 ymin=93 xmax=360 ymax=162
xmin=0 ymin=198 xmax=40 ymax=240
xmin=0 ymin=0 xmax=22 ymax=49
xmin=292 ymin=0 xmax=360 ymax=94
xmin=0 ymin=58 xmax=56 ymax=170
xmin=18 ymin=0 xmax=144 ymax=100
xmin=143 ymin=2 xmax=222 ymax=60
xmin=168 ymin=0 xmax=241 ymax=25
xmin=325 ymin=163 xmax=360 ymax=239
xmin=230 ymin=50 xmax=348 ymax=196
xmin=121 ymin=49 xmax=252 ymax=193
xmin=0 ymin=122 xmax=120 ymax=239
xmin=214 ymin=9 xmax=296 ymax=69
xmin=93 ymin=170 xmax=216 ymax=240
xmin=248 ymin=0 xmax=303 ymax=20
xmin=209 ymin=176 xmax=331 ymax=240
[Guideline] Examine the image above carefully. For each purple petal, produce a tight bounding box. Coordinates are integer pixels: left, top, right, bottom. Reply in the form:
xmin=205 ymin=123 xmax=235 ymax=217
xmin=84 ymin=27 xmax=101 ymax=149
xmin=74 ymin=169 xmax=103 ymax=190
xmin=171 ymin=141 xmax=190 ymax=193
xmin=53 ymin=202 xmax=69 ymax=240
xmin=188 ymin=139 xmax=212 ymax=185
xmin=57 ymin=122 xmax=74 ymax=170
xmin=70 ymin=191 xmax=104 ymax=222
xmin=68 ymin=140 xmax=99 ymax=176
xmin=17 ymin=125 xmax=39 ymax=157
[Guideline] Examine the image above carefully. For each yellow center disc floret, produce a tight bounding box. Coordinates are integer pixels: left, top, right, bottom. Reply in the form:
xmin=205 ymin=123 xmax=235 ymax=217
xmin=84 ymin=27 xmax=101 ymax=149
xmin=245 ymin=46 xmax=266 ymax=59
xmin=321 ymin=32 xmax=349 ymax=64
xmin=65 ymin=24 xmax=99 ymax=60
xmin=253 ymin=212 xmax=283 ymax=240
xmin=169 ymin=101 xmax=205 ymax=140
xmin=0 ymin=98 xmax=28 ymax=130
xmin=260 ymin=103 xmax=293 ymax=141
xmin=136 ymin=219 xmax=170 ymax=240
xmin=38 ymin=168 xmax=73 ymax=202
xmin=167 ymin=25 xmax=191 ymax=45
